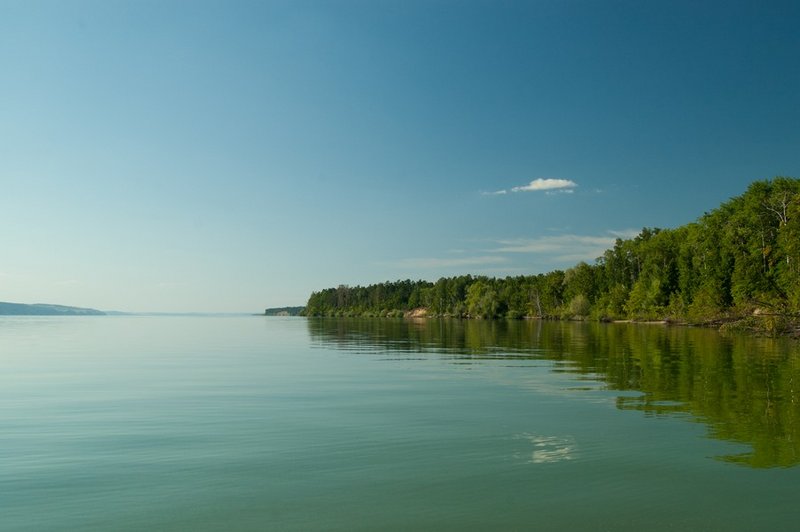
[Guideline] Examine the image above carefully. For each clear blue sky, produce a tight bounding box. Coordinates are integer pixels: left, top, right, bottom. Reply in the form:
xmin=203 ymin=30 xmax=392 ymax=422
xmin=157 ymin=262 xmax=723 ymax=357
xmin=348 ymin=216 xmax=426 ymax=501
xmin=2 ymin=0 xmax=798 ymax=312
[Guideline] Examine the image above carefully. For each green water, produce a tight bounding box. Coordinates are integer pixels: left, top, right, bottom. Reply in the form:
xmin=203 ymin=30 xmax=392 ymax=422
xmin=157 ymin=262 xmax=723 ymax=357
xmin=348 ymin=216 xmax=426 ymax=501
xmin=2 ymin=316 xmax=799 ymax=530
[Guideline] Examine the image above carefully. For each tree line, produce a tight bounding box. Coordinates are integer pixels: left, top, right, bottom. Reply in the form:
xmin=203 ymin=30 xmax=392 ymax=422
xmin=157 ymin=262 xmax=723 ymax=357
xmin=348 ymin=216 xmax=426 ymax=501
xmin=303 ymin=177 xmax=800 ymax=332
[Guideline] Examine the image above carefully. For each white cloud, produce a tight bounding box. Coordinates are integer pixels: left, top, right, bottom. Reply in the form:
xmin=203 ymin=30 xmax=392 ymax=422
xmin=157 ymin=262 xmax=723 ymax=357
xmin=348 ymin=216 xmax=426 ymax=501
xmin=395 ymin=256 xmax=508 ymax=269
xmin=511 ymin=178 xmax=578 ymax=193
xmin=608 ymin=229 xmax=640 ymax=239
xmin=491 ymin=232 xmax=624 ymax=263
xmin=486 ymin=178 xmax=578 ymax=196
xmin=390 ymin=230 xmax=638 ymax=276
xmin=494 ymin=234 xmax=614 ymax=253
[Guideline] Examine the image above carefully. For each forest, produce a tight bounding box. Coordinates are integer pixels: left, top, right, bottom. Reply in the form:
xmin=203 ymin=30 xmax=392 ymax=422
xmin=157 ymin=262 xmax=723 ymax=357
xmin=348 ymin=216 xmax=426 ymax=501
xmin=303 ymin=177 xmax=800 ymax=334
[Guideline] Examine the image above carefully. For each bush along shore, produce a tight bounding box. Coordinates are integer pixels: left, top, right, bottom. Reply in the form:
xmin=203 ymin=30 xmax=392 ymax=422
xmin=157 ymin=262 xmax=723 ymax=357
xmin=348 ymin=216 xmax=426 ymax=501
xmin=303 ymin=178 xmax=800 ymax=337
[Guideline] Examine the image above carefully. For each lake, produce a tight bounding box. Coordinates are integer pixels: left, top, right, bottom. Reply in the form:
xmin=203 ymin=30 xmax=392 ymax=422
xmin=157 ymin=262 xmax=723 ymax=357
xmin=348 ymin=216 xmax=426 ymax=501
xmin=1 ymin=316 xmax=799 ymax=530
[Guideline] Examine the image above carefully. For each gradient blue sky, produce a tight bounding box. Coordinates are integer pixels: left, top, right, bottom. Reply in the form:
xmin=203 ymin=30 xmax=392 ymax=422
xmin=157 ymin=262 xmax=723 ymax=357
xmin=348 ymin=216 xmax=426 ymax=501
xmin=2 ymin=0 xmax=799 ymax=312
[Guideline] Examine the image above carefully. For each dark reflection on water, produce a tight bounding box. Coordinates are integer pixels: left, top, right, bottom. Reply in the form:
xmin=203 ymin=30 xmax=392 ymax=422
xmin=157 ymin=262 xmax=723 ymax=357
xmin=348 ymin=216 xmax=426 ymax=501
xmin=308 ymin=318 xmax=800 ymax=469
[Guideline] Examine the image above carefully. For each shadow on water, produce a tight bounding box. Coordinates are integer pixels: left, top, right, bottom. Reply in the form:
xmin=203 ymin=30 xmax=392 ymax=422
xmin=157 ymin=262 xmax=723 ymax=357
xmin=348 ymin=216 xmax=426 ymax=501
xmin=307 ymin=317 xmax=800 ymax=469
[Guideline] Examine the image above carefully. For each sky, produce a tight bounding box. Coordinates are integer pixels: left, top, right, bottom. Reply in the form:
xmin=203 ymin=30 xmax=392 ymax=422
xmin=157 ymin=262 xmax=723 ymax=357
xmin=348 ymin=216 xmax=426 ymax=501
xmin=1 ymin=0 xmax=799 ymax=313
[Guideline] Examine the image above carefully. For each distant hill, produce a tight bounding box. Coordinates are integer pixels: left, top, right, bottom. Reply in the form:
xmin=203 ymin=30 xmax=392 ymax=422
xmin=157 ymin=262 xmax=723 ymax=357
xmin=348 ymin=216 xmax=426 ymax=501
xmin=264 ymin=306 xmax=305 ymax=316
xmin=0 ymin=302 xmax=105 ymax=316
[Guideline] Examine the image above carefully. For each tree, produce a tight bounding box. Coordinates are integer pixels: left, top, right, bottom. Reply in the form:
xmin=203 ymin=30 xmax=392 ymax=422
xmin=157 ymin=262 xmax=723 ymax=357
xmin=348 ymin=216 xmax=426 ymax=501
xmin=625 ymin=277 xmax=663 ymax=320
xmin=466 ymin=280 xmax=500 ymax=319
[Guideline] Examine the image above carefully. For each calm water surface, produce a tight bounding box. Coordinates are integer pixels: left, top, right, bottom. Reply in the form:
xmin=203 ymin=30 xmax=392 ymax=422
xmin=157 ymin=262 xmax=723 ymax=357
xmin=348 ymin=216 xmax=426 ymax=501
xmin=1 ymin=316 xmax=799 ymax=530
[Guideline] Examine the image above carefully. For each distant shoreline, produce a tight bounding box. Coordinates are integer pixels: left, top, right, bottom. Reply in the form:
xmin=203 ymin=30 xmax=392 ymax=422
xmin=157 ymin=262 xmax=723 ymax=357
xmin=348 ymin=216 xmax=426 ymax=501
xmin=263 ymin=306 xmax=305 ymax=317
xmin=0 ymin=303 xmax=259 ymax=317
xmin=0 ymin=301 xmax=104 ymax=316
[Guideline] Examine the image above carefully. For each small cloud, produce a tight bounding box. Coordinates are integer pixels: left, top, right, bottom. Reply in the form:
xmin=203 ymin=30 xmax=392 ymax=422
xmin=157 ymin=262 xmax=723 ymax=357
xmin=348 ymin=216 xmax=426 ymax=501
xmin=493 ymin=234 xmax=615 ymax=254
xmin=490 ymin=231 xmax=628 ymax=263
xmin=608 ymin=229 xmax=640 ymax=239
xmin=485 ymin=178 xmax=578 ymax=196
xmin=511 ymin=178 xmax=578 ymax=193
xmin=395 ymin=256 xmax=508 ymax=269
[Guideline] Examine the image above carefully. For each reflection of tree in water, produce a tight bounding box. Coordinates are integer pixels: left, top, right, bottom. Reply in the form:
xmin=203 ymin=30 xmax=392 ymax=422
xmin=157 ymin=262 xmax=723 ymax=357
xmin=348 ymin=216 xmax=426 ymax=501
xmin=307 ymin=318 xmax=800 ymax=468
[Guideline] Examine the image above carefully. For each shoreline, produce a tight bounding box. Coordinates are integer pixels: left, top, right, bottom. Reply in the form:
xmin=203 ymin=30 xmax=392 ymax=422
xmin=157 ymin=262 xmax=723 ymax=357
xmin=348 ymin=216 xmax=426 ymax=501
xmin=305 ymin=309 xmax=800 ymax=339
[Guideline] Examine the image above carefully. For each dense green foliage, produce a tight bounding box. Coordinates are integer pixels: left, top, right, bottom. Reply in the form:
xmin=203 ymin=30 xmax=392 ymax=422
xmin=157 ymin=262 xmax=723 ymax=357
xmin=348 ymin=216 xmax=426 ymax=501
xmin=304 ymin=178 xmax=800 ymax=331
